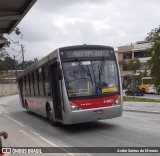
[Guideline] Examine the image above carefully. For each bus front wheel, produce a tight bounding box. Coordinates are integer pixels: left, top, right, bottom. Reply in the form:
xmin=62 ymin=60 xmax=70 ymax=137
xmin=46 ymin=104 xmax=58 ymax=126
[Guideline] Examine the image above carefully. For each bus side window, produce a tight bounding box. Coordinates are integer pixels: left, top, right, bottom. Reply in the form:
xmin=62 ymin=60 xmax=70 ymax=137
xmin=143 ymin=79 xmax=148 ymax=84
xmin=30 ymin=73 xmax=35 ymax=96
xmin=28 ymin=74 xmax=31 ymax=95
xmin=23 ymin=76 xmax=26 ymax=95
xmin=26 ymin=75 xmax=30 ymax=96
xmin=38 ymin=67 xmax=45 ymax=96
xmin=34 ymin=70 xmax=40 ymax=96
xmin=44 ymin=66 xmax=51 ymax=96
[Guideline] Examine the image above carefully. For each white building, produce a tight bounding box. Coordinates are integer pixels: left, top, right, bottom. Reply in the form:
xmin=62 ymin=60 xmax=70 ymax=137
xmin=118 ymin=41 xmax=152 ymax=82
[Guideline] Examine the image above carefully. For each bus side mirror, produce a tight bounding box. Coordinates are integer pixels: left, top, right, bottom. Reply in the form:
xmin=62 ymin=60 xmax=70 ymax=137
xmin=57 ymin=67 xmax=63 ymax=80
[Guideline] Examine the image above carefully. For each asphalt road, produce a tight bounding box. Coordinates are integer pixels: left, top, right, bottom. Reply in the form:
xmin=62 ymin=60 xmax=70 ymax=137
xmin=1 ymin=95 xmax=160 ymax=156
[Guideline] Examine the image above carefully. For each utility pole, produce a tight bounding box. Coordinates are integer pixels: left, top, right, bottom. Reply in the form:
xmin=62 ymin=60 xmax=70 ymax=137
xmin=21 ymin=44 xmax=25 ymax=70
xmin=13 ymin=55 xmax=17 ymax=77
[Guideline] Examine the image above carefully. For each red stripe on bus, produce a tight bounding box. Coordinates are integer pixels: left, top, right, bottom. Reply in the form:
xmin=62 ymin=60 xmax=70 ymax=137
xmin=27 ymin=100 xmax=38 ymax=110
xmin=70 ymin=95 xmax=119 ymax=109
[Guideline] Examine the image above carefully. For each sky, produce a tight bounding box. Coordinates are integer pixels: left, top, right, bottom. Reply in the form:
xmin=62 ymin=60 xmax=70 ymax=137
xmin=6 ymin=0 xmax=160 ymax=61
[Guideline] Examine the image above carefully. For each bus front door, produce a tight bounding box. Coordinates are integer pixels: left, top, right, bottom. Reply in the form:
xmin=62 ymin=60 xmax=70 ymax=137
xmin=50 ymin=64 xmax=63 ymax=120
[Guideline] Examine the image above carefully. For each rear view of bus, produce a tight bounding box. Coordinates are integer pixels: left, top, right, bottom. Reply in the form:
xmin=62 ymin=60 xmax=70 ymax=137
xmin=59 ymin=45 xmax=123 ymax=124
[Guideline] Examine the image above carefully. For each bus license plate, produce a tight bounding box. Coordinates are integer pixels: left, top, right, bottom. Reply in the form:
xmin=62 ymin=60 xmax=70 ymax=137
xmin=93 ymin=110 xmax=103 ymax=115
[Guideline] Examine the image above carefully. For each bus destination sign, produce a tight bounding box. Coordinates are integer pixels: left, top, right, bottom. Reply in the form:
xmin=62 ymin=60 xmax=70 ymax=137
xmin=60 ymin=50 xmax=112 ymax=59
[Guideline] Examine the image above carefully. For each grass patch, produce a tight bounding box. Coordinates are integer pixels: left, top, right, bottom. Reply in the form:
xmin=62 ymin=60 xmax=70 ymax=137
xmin=123 ymin=96 xmax=160 ymax=102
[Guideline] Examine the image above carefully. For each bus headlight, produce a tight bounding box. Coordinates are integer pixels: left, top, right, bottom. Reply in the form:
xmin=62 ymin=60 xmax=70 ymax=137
xmin=112 ymin=96 xmax=121 ymax=106
xmin=70 ymin=102 xmax=81 ymax=111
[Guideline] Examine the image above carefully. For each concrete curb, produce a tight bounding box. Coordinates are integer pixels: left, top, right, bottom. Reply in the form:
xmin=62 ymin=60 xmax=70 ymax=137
xmin=123 ymin=101 xmax=160 ymax=114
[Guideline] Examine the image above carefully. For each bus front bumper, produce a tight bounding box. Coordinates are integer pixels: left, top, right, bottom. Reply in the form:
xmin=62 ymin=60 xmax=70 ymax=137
xmin=63 ymin=105 xmax=122 ymax=124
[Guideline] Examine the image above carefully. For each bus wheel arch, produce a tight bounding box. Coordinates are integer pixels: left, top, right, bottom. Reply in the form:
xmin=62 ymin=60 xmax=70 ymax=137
xmin=46 ymin=102 xmax=58 ymax=126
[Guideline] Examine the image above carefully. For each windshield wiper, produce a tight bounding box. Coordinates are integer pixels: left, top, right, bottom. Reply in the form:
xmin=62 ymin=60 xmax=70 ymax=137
xmin=77 ymin=60 xmax=94 ymax=85
xmin=97 ymin=57 xmax=105 ymax=85
xmin=75 ymin=58 xmax=93 ymax=85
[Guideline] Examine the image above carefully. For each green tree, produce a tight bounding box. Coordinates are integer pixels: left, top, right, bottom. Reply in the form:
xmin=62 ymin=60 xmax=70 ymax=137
xmin=0 ymin=48 xmax=9 ymax=59
xmin=123 ymin=58 xmax=141 ymax=72
xmin=146 ymin=26 xmax=160 ymax=86
xmin=0 ymin=48 xmax=9 ymax=72
xmin=122 ymin=59 xmax=141 ymax=88
xmin=14 ymin=27 xmax=21 ymax=35
xmin=0 ymin=27 xmax=22 ymax=71
xmin=0 ymin=35 xmax=10 ymax=48
xmin=3 ymin=57 xmax=16 ymax=70
xmin=129 ymin=59 xmax=141 ymax=72
xmin=17 ymin=58 xmax=38 ymax=70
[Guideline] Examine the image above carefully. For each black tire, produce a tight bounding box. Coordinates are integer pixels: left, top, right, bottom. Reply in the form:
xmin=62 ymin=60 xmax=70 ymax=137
xmin=46 ymin=105 xmax=58 ymax=126
xmin=25 ymin=101 xmax=31 ymax=114
xmin=142 ymin=88 xmax=145 ymax=94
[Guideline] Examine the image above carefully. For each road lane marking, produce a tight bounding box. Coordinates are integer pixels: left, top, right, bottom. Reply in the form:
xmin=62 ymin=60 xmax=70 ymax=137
xmin=32 ymin=131 xmax=59 ymax=147
xmin=1 ymin=113 xmax=64 ymax=146
xmin=0 ymin=95 xmax=91 ymax=156
xmin=21 ymin=130 xmax=80 ymax=156
xmin=20 ymin=130 xmax=48 ymax=146
xmin=0 ymin=113 xmax=78 ymax=156
xmin=32 ymin=131 xmax=77 ymax=156
xmin=32 ymin=132 xmax=91 ymax=156
xmin=1 ymin=113 xmax=26 ymax=127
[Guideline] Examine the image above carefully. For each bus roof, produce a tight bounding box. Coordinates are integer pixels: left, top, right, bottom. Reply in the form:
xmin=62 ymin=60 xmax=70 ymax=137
xmin=59 ymin=45 xmax=114 ymax=52
xmin=17 ymin=45 xmax=114 ymax=78
xmin=17 ymin=49 xmax=57 ymax=78
xmin=142 ymin=77 xmax=152 ymax=79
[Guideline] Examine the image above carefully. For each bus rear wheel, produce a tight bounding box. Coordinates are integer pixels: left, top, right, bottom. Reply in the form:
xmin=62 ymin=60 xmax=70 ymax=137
xmin=25 ymin=100 xmax=31 ymax=114
xmin=46 ymin=105 xmax=58 ymax=126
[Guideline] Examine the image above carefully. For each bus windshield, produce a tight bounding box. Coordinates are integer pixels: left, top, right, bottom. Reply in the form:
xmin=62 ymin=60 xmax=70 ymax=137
xmin=62 ymin=60 xmax=119 ymax=97
xmin=142 ymin=78 xmax=153 ymax=84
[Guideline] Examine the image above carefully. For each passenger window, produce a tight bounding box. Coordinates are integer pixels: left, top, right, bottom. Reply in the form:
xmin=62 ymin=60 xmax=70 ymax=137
xmin=44 ymin=66 xmax=51 ymax=96
xmin=38 ymin=67 xmax=45 ymax=96
xmin=34 ymin=70 xmax=40 ymax=96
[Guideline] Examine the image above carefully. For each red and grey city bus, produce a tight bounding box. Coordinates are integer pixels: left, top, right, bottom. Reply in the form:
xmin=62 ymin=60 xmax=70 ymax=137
xmin=17 ymin=45 xmax=123 ymax=125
